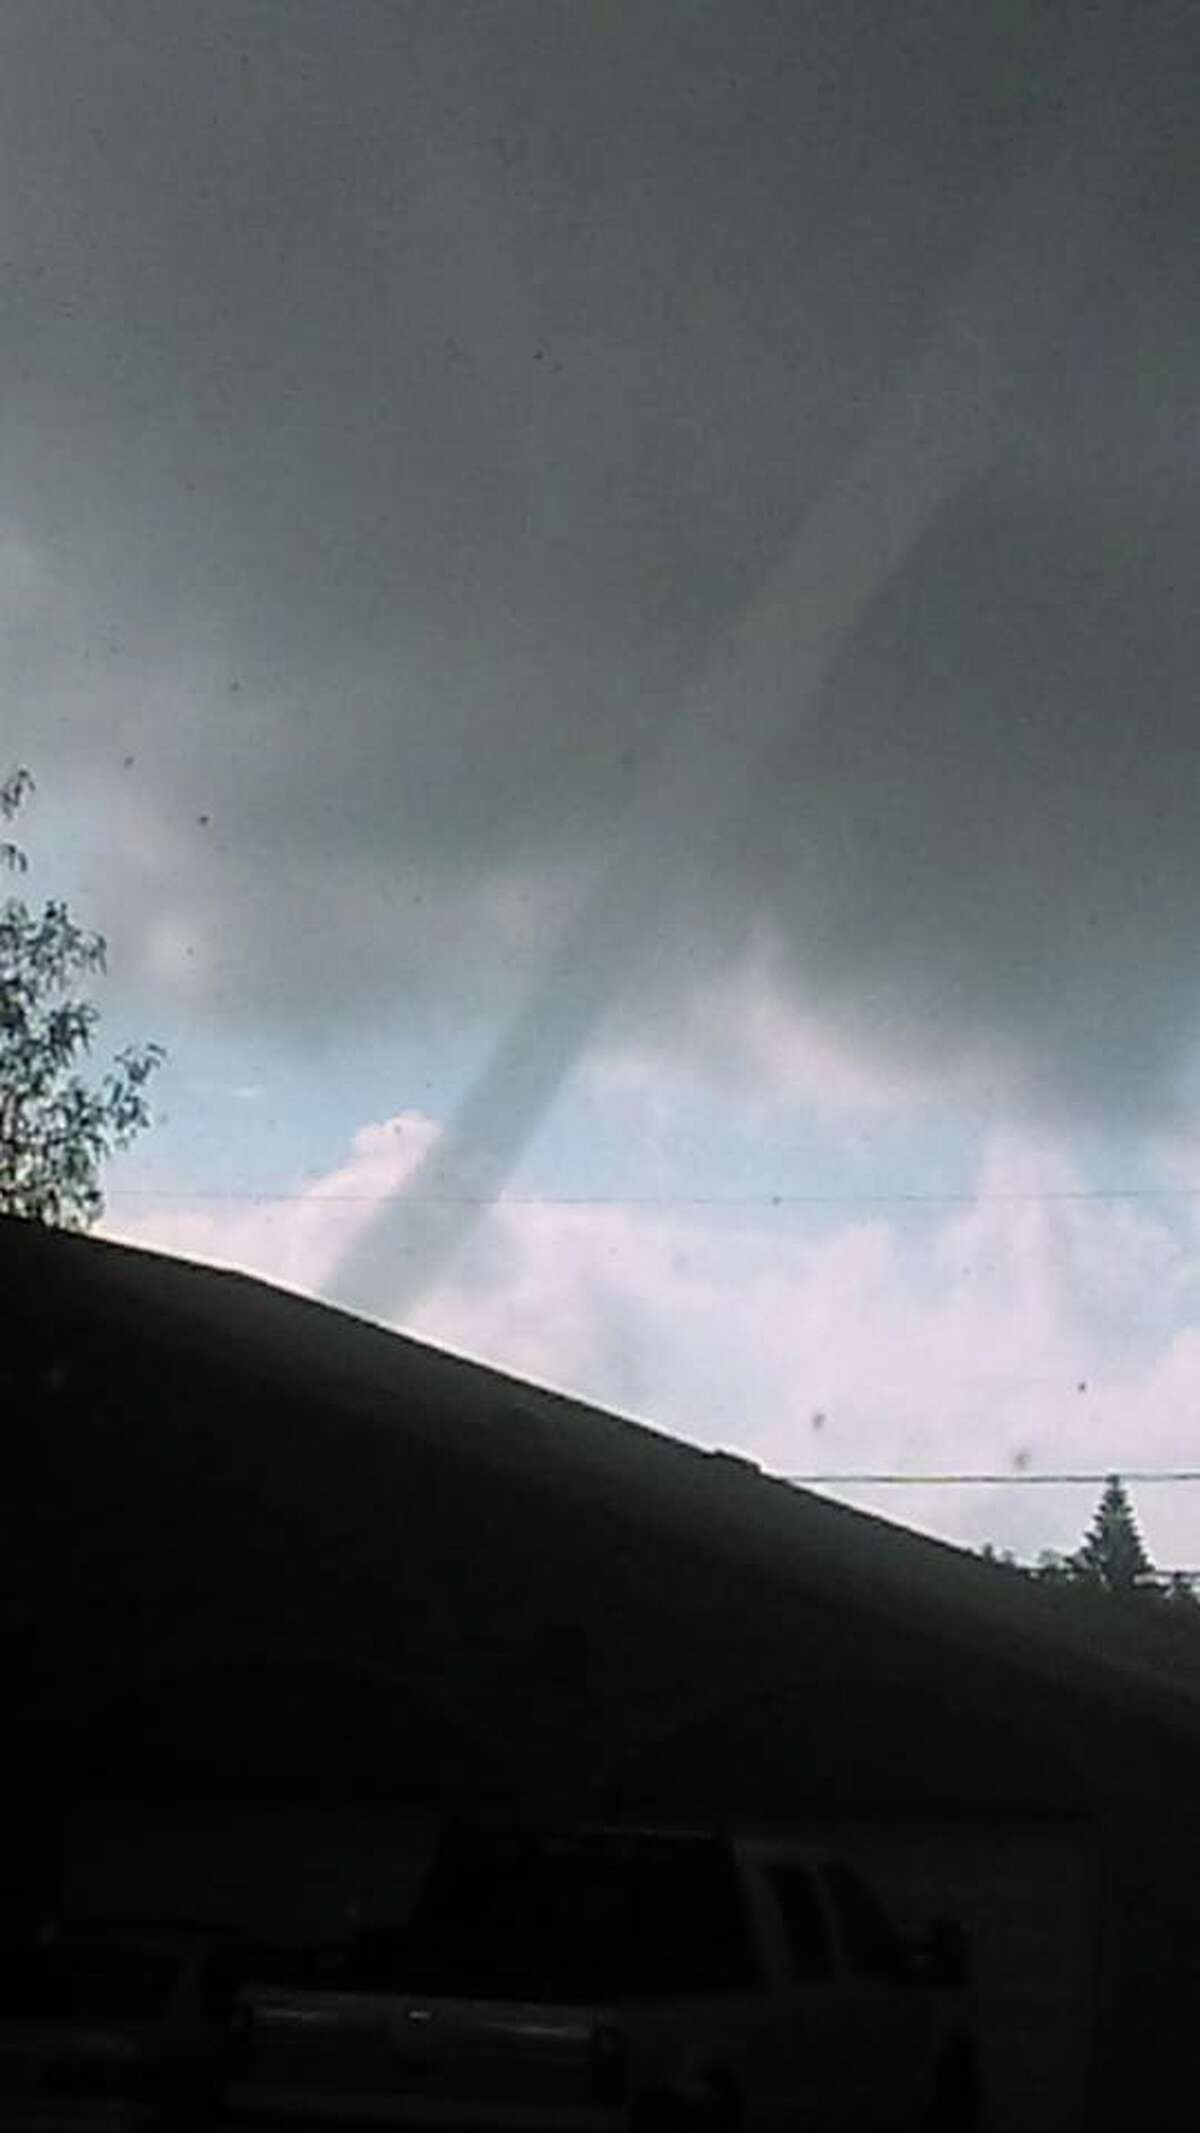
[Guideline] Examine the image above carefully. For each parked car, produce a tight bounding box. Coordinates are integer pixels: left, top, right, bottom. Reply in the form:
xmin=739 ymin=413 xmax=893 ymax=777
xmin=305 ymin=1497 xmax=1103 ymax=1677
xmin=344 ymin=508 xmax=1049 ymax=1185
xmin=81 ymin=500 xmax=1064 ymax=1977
xmin=0 ymin=1919 xmax=272 ymax=2131
xmin=224 ymin=1823 xmax=981 ymax=2130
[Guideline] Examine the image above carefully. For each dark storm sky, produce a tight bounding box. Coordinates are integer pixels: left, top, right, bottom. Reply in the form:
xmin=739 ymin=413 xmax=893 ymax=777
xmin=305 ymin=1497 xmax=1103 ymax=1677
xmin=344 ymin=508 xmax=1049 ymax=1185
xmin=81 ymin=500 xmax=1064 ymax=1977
xmin=3 ymin=0 xmax=1199 ymax=1128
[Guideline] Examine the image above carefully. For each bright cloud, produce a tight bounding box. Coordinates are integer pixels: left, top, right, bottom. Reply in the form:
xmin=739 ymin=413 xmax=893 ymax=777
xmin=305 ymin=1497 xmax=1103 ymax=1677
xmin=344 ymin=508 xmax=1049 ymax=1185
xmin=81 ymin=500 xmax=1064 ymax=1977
xmin=101 ymin=1108 xmax=1200 ymax=1575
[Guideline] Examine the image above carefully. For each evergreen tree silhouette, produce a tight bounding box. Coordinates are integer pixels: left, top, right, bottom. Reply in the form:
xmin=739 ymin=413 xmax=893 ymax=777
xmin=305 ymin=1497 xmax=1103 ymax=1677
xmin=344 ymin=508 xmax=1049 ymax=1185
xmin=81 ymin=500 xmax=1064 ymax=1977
xmin=1074 ymin=1474 xmax=1153 ymax=1595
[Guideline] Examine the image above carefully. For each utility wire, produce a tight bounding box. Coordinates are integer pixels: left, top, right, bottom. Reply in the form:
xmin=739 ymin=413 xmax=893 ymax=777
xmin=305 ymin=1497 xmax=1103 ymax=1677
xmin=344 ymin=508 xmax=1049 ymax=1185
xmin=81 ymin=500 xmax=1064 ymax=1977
xmin=787 ymin=1469 xmax=1200 ymax=1487
xmin=102 ymin=1185 xmax=1200 ymax=1206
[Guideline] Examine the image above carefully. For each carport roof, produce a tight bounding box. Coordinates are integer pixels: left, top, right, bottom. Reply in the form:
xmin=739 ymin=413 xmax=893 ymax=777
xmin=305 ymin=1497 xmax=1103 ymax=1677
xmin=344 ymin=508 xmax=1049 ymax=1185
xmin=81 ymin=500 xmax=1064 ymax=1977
xmin=5 ymin=1212 xmax=1200 ymax=1747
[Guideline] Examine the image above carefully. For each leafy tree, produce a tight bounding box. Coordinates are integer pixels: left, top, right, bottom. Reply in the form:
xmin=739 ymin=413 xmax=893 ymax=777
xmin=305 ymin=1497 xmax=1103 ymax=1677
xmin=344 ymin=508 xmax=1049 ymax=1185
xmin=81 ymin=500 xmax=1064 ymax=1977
xmin=1031 ymin=1549 xmax=1079 ymax=1588
xmin=1 ymin=768 xmax=163 ymax=1229
xmin=979 ymin=1543 xmax=1021 ymax=1572
xmin=1073 ymin=1473 xmax=1154 ymax=1596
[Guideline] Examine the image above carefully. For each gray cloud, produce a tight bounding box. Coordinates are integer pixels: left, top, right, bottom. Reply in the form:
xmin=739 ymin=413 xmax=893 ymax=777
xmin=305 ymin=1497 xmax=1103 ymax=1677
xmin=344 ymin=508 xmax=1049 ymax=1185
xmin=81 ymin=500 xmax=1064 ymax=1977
xmin=3 ymin=0 xmax=1199 ymax=1126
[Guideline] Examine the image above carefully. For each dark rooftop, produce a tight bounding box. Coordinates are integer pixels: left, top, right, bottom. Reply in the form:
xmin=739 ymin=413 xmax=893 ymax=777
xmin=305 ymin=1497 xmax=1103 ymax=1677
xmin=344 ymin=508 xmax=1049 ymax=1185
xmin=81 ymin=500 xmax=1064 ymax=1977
xmin=5 ymin=1213 xmax=1200 ymax=1766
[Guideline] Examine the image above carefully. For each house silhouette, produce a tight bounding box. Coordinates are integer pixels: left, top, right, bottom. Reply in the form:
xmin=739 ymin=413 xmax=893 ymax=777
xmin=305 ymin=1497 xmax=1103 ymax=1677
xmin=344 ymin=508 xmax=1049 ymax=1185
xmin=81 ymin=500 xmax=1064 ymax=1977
xmin=4 ymin=1214 xmax=1199 ymax=2130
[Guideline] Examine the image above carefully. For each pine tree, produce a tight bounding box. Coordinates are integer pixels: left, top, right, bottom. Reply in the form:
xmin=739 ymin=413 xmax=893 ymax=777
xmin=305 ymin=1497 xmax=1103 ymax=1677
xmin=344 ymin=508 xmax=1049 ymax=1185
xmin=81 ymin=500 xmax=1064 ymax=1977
xmin=1072 ymin=1474 xmax=1154 ymax=1596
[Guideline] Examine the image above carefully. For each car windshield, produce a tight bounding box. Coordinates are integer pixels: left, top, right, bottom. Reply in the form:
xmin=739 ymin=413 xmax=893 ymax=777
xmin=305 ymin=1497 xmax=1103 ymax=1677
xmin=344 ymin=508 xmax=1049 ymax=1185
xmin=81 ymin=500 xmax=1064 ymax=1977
xmin=358 ymin=1835 xmax=760 ymax=2004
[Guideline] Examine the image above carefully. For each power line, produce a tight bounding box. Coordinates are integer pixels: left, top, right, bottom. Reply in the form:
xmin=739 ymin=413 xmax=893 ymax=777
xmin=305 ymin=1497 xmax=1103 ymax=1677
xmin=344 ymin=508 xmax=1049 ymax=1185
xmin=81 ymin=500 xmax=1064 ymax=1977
xmin=787 ymin=1470 xmax=1200 ymax=1487
xmin=103 ymin=1185 xmax=1200 ymax=1207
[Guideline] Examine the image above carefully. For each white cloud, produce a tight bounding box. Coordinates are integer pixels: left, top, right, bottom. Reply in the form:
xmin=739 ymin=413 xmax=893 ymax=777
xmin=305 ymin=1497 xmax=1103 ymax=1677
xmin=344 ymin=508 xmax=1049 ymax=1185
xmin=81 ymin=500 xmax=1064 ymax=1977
xmin=102 ymin=1110 xmax=441 ymax=1302
xmin=591 ymin=943 xmax=942 ymax=1125
xmin=102 ymin=1112 xmax=1200 ymax=1574
xmin=588 ymin=940 xmax=1044 ymax=1147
